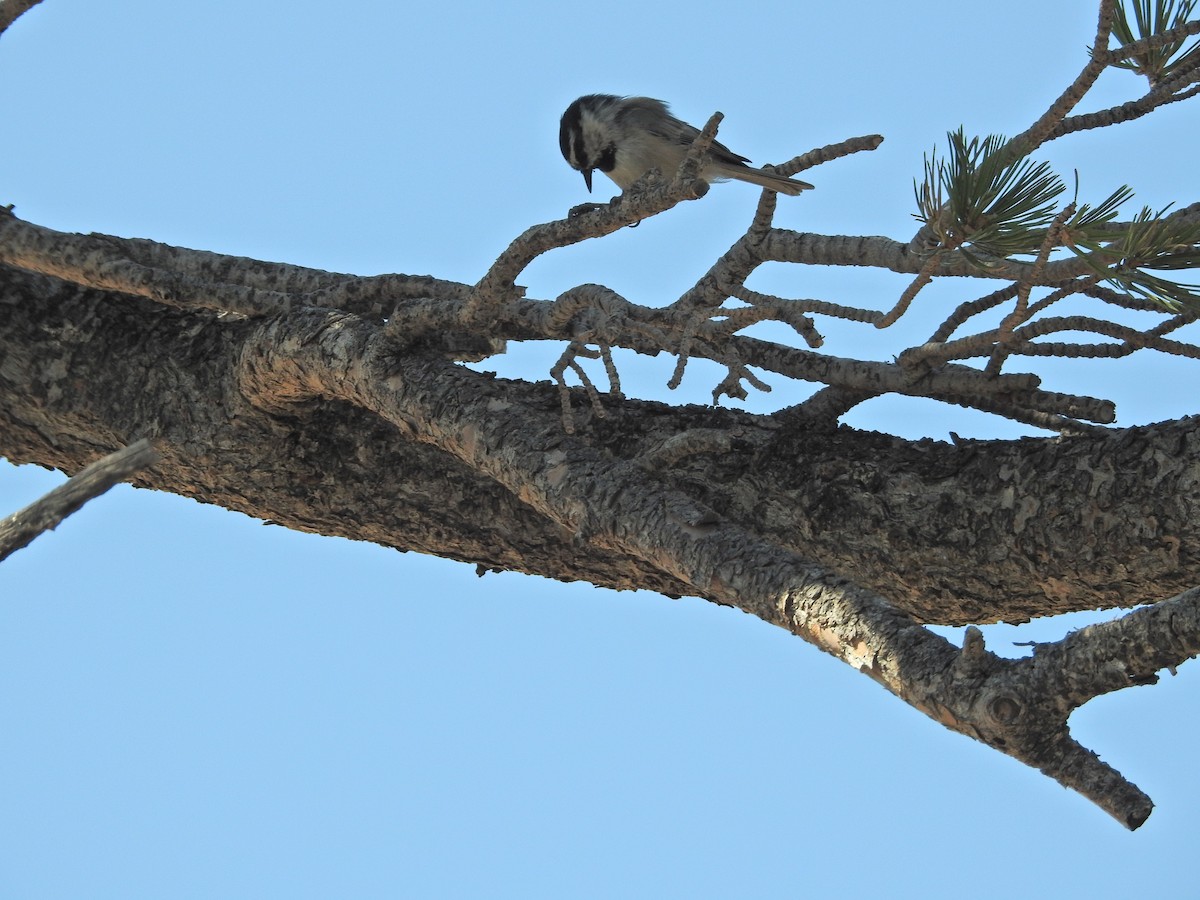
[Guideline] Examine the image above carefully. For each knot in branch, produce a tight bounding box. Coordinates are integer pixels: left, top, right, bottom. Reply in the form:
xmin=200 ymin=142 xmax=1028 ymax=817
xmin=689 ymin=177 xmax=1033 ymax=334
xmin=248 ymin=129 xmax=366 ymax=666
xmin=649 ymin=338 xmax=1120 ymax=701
xmin=987 ymin=694 xmax=1023 ymax=726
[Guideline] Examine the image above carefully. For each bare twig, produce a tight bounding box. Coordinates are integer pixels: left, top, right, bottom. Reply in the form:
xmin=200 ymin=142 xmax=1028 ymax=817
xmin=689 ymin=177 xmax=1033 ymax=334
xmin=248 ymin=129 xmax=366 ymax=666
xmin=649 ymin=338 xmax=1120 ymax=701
xmin=1050 ymin=78 xmax=1200 ymax=140
xmin=0 ymin=439 xmax=160 ymax=563
xmin=928 ymin=283 xmax=1023 ymax=343
xmin=1102 ymin=17 xmax=1200 ymax=65
xmin=717 ymin=295 xmax=824 ymax=348
xmin=550 ymin=341 xmax=610 ymax=433
xmin=469 ymin=177 xmax=705 ymax=313
xmin=878 ymin=253 xmax=944 ymax=328
xmin=772 ymin=134 xmax=885 ymax=179
xmin=1002 ymin=0 xmax=1120 ymax=160
xmin=735 ymin=287 xmax=884 ymax=327
xmin=1012 ymin=315 xmax=1200 ymax=359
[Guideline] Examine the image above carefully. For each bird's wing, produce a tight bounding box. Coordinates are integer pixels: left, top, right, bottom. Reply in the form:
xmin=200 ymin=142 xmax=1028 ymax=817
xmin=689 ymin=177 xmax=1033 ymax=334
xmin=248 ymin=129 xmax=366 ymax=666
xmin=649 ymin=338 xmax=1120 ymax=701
xmin=618 ymin=97 xmax=751 ymax=165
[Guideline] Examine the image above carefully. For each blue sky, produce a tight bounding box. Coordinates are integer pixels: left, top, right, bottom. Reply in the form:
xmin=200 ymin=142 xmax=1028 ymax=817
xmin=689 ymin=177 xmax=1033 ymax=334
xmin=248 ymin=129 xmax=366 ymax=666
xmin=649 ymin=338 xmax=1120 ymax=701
xmin=2 ymin=1 xmax=1198 ymax=896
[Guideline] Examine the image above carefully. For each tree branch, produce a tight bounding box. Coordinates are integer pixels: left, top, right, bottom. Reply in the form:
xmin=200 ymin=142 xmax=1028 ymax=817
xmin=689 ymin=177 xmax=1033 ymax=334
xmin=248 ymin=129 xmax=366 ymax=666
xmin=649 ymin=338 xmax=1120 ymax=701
xmin=3 ymin=0 xmax=1200 ymax=828
xmin=0 ymin=0 xmax=43 ymax=38
xmin=1003 ymin=0 xmax=1120 ymax=160
xmin=469 ymin=112 xmax=728 ymax=312
xmin=1103 ymin=16 xmax=1200 ymax=65
xmin=1050 ymin=76 xmax=1200 ymax=139
xmin=234 ymin=306 xmax=1200 ymax=826
xmin=0 ymin=438 xmax=159 ymax=563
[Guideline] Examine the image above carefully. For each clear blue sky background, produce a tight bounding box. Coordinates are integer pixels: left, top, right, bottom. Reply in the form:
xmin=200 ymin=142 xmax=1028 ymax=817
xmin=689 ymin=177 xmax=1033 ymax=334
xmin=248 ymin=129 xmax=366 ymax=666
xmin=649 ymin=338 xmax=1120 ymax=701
xmin=2 ymin=1 xmax=1198 ymax=896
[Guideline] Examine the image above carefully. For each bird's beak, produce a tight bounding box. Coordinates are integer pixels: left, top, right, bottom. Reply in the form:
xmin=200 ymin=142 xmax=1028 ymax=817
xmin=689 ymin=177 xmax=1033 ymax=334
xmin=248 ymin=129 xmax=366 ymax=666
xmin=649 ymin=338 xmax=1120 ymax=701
xmin=582 ymin=169 xmax=593 ymax=193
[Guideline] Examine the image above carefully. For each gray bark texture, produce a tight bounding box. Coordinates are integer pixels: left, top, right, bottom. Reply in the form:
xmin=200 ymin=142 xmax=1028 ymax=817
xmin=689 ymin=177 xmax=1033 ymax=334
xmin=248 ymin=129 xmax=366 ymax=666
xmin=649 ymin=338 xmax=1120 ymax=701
xmin=3 ymin=261 xmax=1195 ymax=625
xmin=2 ymin=238 xmax=1199 ymax=831
xmin=3 ymin=0 xmax=1200 ymax=831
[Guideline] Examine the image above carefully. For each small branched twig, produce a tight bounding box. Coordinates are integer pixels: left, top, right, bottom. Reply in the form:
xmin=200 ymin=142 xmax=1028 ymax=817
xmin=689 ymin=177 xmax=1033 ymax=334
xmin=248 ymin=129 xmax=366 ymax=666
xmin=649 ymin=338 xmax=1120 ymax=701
xmin=712 ymin=357 xmax=771 ymax=405
xmin=550 ymin=341 xmax=611 ymax=433
xmin=667 ymin=313 xmax=705 ymax=390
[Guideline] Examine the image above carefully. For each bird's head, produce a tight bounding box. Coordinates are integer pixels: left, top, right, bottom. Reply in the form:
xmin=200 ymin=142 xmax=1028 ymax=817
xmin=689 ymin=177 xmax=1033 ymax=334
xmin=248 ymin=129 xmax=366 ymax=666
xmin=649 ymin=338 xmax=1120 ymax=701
xmin=559 ymin=95 xmax=620 ymax=193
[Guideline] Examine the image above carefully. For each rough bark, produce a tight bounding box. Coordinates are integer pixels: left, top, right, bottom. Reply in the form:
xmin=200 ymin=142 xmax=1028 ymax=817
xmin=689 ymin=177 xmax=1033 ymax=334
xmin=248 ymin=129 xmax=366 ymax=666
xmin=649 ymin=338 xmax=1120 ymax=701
xmin=2 ymin=262 xmax=1195 ymax=624
xmin=3 ymin=0 xmax=1200 ymax=829
xmin=6 ymin=255 xmax=1199 ymax=829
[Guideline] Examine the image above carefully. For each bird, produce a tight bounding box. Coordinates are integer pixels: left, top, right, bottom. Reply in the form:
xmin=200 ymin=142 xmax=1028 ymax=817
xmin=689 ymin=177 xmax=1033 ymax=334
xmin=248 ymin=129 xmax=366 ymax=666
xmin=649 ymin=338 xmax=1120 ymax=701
xmin=558 ymin=94 xmax=813 ymax=196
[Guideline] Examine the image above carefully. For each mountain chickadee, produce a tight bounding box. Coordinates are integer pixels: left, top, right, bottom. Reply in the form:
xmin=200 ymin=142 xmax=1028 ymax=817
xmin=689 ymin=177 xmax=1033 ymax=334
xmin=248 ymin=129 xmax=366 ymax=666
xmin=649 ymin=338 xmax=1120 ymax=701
xmin=559 ymin=94 xmax=814 ymax=196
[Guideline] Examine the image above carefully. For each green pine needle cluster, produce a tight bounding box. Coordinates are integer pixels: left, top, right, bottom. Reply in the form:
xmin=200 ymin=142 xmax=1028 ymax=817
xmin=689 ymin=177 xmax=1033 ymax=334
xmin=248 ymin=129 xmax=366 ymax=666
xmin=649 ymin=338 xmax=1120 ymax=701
xmin=1111 ymin=0 xmax=1200 ymax=85
xmin=914 ymin=129 xmax=1200 ymax=311
xmin=1074 ymin=205 xmax=1200 ymax=310
xmin=914 ymin=129 xmax=1063 ymax=264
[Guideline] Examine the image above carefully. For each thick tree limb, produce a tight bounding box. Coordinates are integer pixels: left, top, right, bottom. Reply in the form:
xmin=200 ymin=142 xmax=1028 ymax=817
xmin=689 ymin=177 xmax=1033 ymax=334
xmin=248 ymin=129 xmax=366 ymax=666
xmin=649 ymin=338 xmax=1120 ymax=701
xmin=4 ymin=246 xmax=1199 ymax=826
xmin=2 ymin=262 xmax=1197 ymax=623
xmin=3 ymin=0 xmax=1200 ymax=828
xmin=234 ymin=304 xmax=1190 ymax=828
xmin=0 ymin=0 xmax=43 ymax=38
xmin=0 ymin=213 xmax=1132 ymax=429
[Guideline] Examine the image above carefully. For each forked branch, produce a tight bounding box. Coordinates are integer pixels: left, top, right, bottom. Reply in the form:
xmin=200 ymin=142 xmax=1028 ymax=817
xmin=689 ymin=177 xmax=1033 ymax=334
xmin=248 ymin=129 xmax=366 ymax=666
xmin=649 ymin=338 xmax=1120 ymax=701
xmin=233 ymin=308 xmax=1195 ymax=827
xmin=2 ymin=0 xmax=1199 ymax=829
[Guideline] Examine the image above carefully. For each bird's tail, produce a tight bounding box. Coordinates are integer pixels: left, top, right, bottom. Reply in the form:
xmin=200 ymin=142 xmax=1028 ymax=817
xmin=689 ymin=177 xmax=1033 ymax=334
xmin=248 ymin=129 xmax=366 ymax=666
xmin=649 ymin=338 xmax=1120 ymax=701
xmin=723 ymin=164 xmax=813 ymax=196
